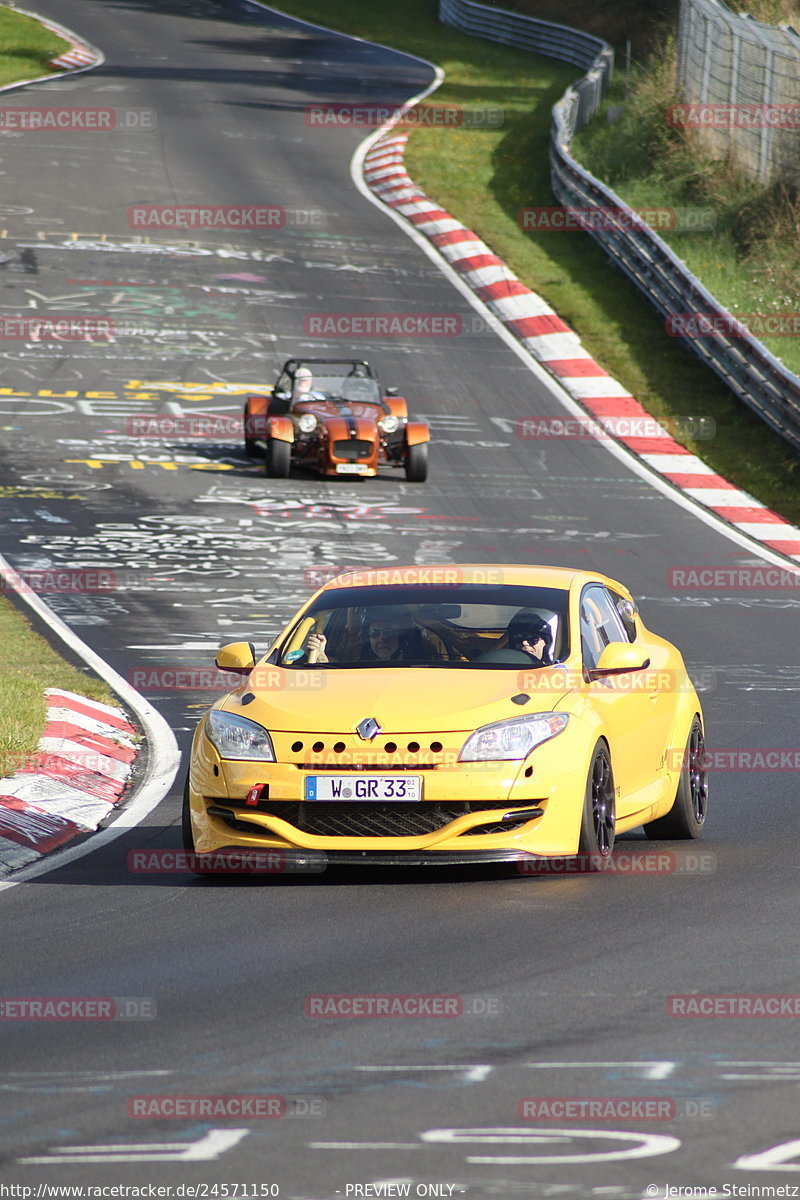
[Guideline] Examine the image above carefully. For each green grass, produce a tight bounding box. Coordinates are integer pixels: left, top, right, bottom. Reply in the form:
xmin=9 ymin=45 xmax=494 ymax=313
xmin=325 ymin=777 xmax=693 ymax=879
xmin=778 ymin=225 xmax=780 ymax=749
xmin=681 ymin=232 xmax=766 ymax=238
xmin=0 ymin=5 xmax=70 ymax=88
xmin=574 ymin=40 xmax=800 ymax=378
xmin=270 ymin=0 xmax=800 ymax=524
xmin=0 ymin=593 xmax=113 ymax=778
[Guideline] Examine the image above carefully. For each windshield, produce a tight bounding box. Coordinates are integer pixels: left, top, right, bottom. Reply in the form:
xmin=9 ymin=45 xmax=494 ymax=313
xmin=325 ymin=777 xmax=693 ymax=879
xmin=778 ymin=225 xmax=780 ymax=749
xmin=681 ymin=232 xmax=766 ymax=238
xmin=275 ymin=584 xmax=570 ymax=669
xmin=291 ymin=363 xmax=383 ymax=406
xmin=306 ymin=376 xmax=382 ymax=404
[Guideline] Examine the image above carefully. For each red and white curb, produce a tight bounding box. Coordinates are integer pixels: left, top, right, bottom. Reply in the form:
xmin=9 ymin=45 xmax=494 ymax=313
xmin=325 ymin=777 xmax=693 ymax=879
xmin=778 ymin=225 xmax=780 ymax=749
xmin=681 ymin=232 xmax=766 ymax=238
xmin=42 ymin=12 xmax=100 ymax=72
xmin=50 ymin=43 xmax=97 ymax=70
xmin=362 ymin=133 xmax=800 ymax=564
xmin=7 ymin=8 xmax=103 ymax=77
xmin=0 ymin=689 xmax=136 ymax=873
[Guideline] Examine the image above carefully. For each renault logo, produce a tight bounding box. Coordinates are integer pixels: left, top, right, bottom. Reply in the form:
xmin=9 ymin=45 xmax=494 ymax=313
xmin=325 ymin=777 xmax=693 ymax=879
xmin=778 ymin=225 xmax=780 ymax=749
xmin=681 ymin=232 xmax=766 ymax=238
xmin=357 ymin=717 xmax=381 ymax=741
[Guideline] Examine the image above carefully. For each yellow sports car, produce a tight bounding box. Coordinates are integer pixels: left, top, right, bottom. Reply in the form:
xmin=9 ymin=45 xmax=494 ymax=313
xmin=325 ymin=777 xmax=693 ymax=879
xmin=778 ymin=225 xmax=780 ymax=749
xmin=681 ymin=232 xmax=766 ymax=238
xmin=182 ymin=565 xmax=707 ymax=869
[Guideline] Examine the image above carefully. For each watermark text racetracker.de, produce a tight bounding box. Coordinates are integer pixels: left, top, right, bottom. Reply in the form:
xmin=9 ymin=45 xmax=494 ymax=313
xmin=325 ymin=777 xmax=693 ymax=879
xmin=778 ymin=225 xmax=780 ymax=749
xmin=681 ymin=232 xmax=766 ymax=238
xmin=666 ymin=748 xmax=800 ymax=771
xmin=518 ymin=1097 xmax=713 ymax=1120
xmin=127 ymin=666 xmax=326 ymax=691
xmin=128 ymin=1094 xmax=325 ymax=1118
xmin=304 ymin=312 xmax=668 ymax=340
xmin=517 ymin=414 xmax=716 ymax=442
xmin=127 ymin=850 xmax=326 ymax=876
xmin=0 ymin=316 xmax=115 ymax=341
xmin=0 ymin=107 xmax=156 ymax=132
xmin=667 ymin=312 xmax=800 ymax=338
xmin=517 ymin=851 xmax=716 ymax=875
xmin=316 ymin=566 xmax=505 ymax=588
xmin=669 ymin=994 xmax=800 ymax=1017
xmin=0 ymin=997 xmax=155 ymax=1020
xmin=127 ymin=413 xmax=243 ymax=439
xmin=667 ymin=101 xmax=800 ymax=128
xmin=668 ymin=565 xmax=800 ymax=590
xmin=128 ymin=204 xmax=325 ymax=229
xmin=305 ymin=994 xmax=501 ymax=1017
xmin=518 ymin=205 xmax=716 ymax=232
xmin=515 ymin=666 xmax=716 ymax=695
xmin=304 ymin=313 xmax=461 ymax=338
xmin=306 ymin=102 xmax=503 ymax=128
xmin=1 ymin=568 xmax=117 ymax=594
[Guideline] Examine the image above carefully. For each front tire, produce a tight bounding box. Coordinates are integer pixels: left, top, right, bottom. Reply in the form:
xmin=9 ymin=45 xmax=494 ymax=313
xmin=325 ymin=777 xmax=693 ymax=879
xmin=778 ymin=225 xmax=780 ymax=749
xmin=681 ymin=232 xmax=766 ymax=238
xmin=644 ymin=716 xmax=707 ymax=840
xmin=405 ymin=441 xmax=428 ymax=482
xmin=578 ymin=742 xmax=616 ymax=862
xmin=265 ymin=437 xmax=291 ymax=478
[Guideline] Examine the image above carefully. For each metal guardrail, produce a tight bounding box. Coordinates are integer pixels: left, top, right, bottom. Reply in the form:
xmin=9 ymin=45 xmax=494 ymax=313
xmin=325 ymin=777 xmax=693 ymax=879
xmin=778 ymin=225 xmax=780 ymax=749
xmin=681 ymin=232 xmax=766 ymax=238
xmin=439 ymin=0 xmax=800 ymax=455
xmin=439 ymin=0 xmax=611 ymax=73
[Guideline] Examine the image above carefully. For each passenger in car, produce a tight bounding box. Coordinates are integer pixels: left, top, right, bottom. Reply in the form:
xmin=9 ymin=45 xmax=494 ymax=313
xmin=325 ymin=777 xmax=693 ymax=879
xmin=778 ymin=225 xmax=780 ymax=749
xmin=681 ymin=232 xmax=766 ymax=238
xmin=305 ymin=608 xmax=444 ymax=664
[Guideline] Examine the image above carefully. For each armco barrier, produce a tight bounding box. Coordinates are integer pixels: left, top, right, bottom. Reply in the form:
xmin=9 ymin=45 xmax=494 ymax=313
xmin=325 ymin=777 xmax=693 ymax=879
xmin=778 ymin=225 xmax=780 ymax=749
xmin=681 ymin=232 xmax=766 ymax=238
xmin=439 ymin=0 xmax=800 ymax=455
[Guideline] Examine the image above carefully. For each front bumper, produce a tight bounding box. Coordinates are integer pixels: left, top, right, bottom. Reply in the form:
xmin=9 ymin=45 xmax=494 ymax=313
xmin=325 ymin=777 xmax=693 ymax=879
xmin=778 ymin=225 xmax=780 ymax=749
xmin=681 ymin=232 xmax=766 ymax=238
xmin=188 ymin=729 xmax=589 ymax=858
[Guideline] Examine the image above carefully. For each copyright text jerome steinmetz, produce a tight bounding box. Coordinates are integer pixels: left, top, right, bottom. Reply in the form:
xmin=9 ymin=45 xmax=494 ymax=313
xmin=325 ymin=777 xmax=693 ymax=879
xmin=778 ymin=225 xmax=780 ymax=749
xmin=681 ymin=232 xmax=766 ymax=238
xmin=647 ymin=1188 xmax=800 ymax=1197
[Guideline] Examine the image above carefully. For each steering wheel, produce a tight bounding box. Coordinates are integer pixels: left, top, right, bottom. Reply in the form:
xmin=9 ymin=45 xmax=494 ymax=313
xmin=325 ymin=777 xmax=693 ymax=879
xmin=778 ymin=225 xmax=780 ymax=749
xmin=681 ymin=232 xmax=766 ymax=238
xmin=469 ymin=648 xmax=534 ymax=665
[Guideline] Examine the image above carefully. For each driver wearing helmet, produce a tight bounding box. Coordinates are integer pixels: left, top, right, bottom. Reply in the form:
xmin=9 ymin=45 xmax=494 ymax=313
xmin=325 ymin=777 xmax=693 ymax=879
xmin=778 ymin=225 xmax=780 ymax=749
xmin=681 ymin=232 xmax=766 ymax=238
xmin=506 ymin=612 xmax=553 ymax=667
xmin=292 ymin=366 xmax=324 ymax=404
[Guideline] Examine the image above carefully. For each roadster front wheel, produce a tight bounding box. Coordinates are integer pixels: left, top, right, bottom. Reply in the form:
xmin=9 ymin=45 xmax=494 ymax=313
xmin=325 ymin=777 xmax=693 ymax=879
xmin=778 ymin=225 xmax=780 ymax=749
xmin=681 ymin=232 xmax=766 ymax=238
xmin=405 ymin=441 xmax=428 ymax=482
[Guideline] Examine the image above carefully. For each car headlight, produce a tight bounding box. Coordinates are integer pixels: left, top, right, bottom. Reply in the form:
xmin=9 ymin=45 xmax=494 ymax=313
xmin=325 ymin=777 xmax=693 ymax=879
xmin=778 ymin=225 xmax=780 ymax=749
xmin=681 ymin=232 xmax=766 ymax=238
xmin=378 ymin=415 xmax=399 ymax=434
xmin=459 ymin=712 xmax=569 ymax=761
xmin=297 ymin=413 xmax=318 ymax=433
xmin=205 ymin=710 xmax=276 ymax=761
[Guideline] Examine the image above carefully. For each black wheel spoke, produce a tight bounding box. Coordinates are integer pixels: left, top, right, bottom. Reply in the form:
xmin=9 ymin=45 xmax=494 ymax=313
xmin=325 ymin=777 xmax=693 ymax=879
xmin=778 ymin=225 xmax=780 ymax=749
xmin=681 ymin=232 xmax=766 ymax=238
xmin=689 ymin=725 xmax=708 ymax=822
xmin=590 ymin=750 xmax=615 ymax=856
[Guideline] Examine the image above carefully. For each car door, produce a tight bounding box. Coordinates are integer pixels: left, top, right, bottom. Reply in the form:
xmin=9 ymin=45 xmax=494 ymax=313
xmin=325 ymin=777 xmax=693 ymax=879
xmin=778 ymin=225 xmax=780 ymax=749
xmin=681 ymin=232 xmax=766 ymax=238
xmin=607 ymin=585 xmax=678 ymax=776
xmin=579 ymin=585 xmax=663 ymax=815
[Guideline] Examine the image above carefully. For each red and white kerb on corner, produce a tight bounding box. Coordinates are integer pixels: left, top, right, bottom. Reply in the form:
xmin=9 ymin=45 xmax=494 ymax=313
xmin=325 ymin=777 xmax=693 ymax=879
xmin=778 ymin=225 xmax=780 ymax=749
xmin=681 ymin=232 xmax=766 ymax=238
xmin=0 ymin=689 xmax=136 ymax=871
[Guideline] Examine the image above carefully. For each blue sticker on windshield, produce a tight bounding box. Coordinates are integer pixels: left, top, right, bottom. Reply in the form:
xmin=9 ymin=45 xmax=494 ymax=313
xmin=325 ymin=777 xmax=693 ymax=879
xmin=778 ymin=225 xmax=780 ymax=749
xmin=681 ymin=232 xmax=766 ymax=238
xmin=284 ymin=649 xmax=304 ymax=663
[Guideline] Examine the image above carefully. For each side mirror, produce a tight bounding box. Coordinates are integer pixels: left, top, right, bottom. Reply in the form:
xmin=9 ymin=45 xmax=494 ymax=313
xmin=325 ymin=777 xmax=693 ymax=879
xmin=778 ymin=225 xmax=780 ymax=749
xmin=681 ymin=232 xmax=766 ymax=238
xmin=273 ymin=389 xmax=290 ymax=401
xmin=588 ymin=642 xmax=650 ymax=679
xmin=385 ymin=386 xmax=399 ymax=395
xmin=215 ymin=641 xmax=256 ymax=675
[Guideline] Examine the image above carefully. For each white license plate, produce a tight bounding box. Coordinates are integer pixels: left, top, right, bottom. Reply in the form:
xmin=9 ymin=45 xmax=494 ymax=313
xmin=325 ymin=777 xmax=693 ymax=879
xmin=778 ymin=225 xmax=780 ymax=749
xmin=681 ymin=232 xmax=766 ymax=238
xmin=305 ymin=775 xmax=422 ymax=801
xmin=335 ymin=463 xmax=369 ymax=474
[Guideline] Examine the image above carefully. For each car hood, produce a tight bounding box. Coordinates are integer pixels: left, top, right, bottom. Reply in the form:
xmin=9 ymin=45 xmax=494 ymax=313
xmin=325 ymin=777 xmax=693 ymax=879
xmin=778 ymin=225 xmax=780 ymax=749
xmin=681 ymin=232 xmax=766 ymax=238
xmin=221 ymin=665 xmax=575 ymax=734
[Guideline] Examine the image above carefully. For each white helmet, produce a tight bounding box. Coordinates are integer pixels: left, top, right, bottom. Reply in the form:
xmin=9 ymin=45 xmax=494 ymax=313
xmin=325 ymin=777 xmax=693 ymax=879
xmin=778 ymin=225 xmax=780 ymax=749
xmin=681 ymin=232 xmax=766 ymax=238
xmin=295 ymin=367 xmax=313 ymax=381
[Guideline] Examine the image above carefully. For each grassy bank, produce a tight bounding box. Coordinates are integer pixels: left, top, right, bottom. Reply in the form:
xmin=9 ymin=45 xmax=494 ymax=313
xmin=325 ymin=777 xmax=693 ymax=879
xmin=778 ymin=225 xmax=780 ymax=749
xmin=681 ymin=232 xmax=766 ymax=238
xmin=271 ymin=0 xmax=800 ymax=523
xmin=574 ymin=38 xmax=800 ymax=378
xmin=0 ymin=5 xmax=69 ymax=88
xmin=0 ymin=593 xmax=112 ymax=778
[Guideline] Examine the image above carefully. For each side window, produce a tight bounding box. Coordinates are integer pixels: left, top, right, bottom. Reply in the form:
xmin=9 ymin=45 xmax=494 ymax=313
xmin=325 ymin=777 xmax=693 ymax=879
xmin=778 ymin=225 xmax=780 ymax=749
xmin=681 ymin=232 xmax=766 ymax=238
xmin=580 ymin=586 xmax=629 ymax=672
xmin=609 ymin=588 xmax=638 ymax=641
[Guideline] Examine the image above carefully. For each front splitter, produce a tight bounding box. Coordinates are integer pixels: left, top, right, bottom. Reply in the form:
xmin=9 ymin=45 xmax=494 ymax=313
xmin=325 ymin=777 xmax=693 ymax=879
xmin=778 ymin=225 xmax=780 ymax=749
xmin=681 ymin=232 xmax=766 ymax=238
xmin=211 ymin=844 xmax=535 ymax=869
